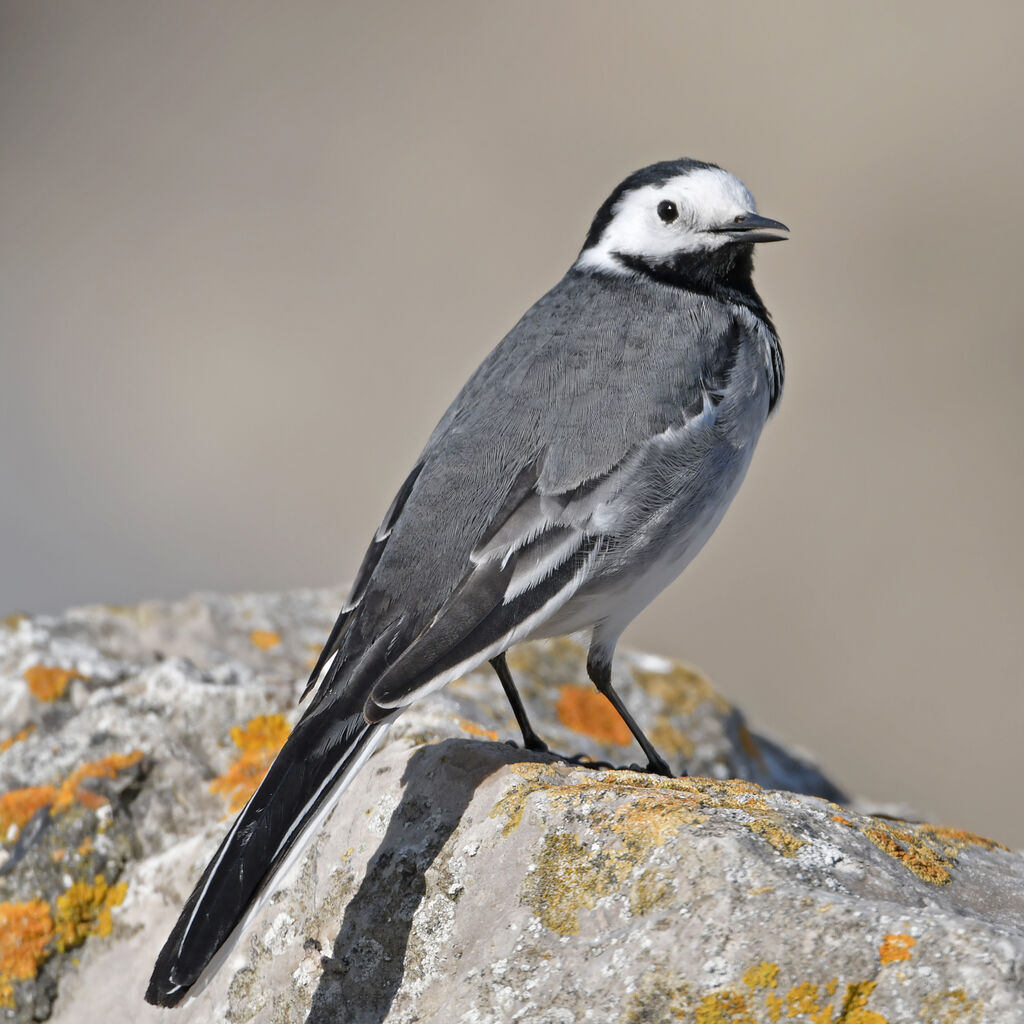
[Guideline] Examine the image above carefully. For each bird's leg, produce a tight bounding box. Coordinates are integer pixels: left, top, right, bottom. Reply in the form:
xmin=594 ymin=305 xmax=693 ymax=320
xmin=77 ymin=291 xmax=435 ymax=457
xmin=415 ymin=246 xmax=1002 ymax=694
xmin=490 ymin=653 xmax=549 ymax=753
xmin=586 ymin=648 xmax=674 ymax=777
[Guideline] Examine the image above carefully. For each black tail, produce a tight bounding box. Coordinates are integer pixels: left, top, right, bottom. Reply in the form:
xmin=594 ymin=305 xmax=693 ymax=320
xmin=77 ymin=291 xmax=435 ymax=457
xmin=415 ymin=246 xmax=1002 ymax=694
xmin=146 ymin=696 xmax=387 ymax=1007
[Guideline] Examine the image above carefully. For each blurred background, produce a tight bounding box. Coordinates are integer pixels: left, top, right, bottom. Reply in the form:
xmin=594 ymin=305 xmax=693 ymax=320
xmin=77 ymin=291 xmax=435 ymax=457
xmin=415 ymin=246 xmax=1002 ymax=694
xmin=1 ymin=2 xmax=1022 ymax=845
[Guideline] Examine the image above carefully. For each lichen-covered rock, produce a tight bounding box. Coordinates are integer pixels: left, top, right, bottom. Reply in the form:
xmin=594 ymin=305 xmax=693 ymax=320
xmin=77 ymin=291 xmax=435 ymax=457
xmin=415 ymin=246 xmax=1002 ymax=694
xmin=0 ymin=590 xmax=1020 ymax=1023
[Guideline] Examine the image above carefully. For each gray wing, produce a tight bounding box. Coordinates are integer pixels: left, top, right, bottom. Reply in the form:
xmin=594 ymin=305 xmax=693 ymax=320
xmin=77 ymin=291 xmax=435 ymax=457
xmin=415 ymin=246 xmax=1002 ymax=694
xmin=306 ymin=271 xmax=771 ymax=717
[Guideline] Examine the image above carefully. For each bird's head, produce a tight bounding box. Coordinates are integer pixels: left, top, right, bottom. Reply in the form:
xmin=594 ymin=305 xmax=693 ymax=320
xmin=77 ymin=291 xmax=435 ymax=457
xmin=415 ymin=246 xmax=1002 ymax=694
xmin=575 ymin=159 xmax=787 ymax=288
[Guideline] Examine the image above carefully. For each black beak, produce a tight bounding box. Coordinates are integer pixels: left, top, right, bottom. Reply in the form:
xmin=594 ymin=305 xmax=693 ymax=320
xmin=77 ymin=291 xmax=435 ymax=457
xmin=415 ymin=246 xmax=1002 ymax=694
xmin=709 ymin=212 xmax=789 ymax=243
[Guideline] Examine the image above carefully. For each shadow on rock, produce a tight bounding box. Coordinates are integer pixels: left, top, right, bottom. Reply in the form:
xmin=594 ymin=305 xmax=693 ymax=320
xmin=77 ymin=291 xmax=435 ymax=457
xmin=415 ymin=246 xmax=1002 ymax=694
xmin=304 ymin=721 xmax=846 ymax=1023
xmin=305 ymin=738 xmax=530 ymax=1024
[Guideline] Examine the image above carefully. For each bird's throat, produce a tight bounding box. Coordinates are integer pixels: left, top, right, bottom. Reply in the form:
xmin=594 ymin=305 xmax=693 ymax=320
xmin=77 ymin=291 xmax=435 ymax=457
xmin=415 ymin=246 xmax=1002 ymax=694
xmin=615 ymin=244 xmax=766 ymax=314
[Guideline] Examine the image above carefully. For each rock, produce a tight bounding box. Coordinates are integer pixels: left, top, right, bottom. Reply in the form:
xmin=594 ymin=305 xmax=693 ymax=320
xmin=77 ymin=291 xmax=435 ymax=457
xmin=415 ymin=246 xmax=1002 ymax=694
xmin=0 ymin=589 xmax=1020 ymax=1023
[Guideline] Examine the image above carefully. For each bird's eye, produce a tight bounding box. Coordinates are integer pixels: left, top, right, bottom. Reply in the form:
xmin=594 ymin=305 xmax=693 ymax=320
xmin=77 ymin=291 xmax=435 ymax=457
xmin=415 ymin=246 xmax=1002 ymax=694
xmin=657 ymin=200 xmax=679 ymax=224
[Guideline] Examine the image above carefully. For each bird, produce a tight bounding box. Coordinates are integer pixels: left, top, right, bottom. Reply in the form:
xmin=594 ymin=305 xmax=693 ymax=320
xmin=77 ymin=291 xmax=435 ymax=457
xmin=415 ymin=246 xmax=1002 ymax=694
xmin=146 ymin=157 xmax=788 ymax=1007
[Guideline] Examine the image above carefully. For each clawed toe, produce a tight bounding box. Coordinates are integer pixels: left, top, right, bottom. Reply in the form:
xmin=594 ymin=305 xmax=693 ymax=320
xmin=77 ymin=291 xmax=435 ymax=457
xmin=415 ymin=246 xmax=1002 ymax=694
xmin=563 ymin=752 xmax=615 ymax=770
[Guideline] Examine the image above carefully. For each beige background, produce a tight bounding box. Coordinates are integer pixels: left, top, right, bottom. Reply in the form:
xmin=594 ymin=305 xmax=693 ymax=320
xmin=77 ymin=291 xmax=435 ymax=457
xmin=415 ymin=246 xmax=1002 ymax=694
xmin=2 ymin=2 xmax=1022 ymax=845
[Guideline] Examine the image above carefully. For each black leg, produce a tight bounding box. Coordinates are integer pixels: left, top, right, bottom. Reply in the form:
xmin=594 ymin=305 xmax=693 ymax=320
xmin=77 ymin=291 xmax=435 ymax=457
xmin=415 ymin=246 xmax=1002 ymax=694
xmin=490 ymin=653 xmax=549 ymax=753
xmin=586 ymin=649 xmax=673 ymax=777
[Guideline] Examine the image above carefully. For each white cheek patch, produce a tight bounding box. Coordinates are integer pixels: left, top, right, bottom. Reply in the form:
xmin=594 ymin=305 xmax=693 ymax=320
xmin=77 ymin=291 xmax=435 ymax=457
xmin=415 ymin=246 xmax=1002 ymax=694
xmin=576 ymin=167 xmax=757 ymax=274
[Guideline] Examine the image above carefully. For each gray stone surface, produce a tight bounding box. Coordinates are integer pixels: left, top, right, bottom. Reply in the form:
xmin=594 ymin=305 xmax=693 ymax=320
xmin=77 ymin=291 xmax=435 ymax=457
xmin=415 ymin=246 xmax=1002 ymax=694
xmin=1 ymin=589 xmax=1021 ymax=1023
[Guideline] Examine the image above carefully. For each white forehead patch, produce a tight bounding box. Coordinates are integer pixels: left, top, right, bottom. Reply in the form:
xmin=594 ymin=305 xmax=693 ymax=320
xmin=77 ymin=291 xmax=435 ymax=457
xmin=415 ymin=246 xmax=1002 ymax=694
xmin=576 ymin=167 xmax=758 ymax=275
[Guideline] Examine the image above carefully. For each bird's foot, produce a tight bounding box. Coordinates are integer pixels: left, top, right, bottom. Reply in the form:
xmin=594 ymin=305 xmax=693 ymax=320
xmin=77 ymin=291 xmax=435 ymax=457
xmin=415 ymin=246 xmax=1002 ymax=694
xmin=505 ymin=736 xmax=550 ymax=754
xmin=626 ymin=756 xmax=676 ymax=778
xmin=561 ymin=751 xmax=617 ymax=771
xmin=505 ymin=740 xmax=614 ymax=770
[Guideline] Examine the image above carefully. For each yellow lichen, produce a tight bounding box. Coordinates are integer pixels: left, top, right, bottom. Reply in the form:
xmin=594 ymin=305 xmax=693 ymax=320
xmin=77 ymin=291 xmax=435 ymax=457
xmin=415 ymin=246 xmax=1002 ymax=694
xmin=695 ymin=989 xmax=754 ymax=1023
xmin=504 ymin=770 xmax=816 ymax=937
xmin=629 ymin=869 xmax=674 ymax=916
xmin=878 ymin=933 xmax=915 ymax=964
xmin=0 ymin=900 xmax=54 ymax=1007
xmin=521 ymin=831 xmax=605 ymax=935
xmin=455 ymin=717 xmax=499 ymax=741
xmin=785 ymin=981 xmax=823 ymax=1016
xmin=678 ymin=970 xmax=889 ymax=1024
xmin=764 ymin=992 xmax=784 ymax=1021
xmin=489 ymin=761 xmax=565 ymax=835
xmin=609 ymin=793 xmax=705 ymax=849
xmin=648 ymin=716 xmax=695 ymax=759
xmin=742 ymin=961 xmax=779 ymax=992
xmin=505 ymin=636 xmax=586 ymax=677
xmin=249 ymin=629 xmax=281 ymax=651
xmin=0 ymin=785 xmax=57 ymax=837
xmin=621 ymin=969 xmax=692 ymax=1023
xmin=632 ymin=661 xmax=731 ymax=716
xmin=53 ymin=874 xmax=127 ymax=953
xmin=490 ymin=764 xmax=810 ymax=865
xmin=210 ymin=714 xmax=290 ymax=812
xmin=23 ymin=665 xmax=82 ymax=702
xmin=920 ymin=989 xmax=983 ymax=1024
xmin=746 ymin=816 xmax=807 ymax=858
xmin=556 ymin=684 xmax=634 ymax=745
xmin=836 ymin=980 xmax=885 ymax=1023
xmin=490 ymin=762 xmax=708 ymax=842
xmin=0 ymin=724 xmax=35 ymax=753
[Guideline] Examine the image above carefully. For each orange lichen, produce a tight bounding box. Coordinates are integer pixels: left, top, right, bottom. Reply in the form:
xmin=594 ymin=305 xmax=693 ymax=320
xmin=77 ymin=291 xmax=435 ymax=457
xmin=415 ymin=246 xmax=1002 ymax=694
xmin=51 ymin=849 xmax=66 ymax=863
xmin=53 ymin=874 xmax=127 ymax=953
xmin=862 ymin=824 xmax=952 ymax=885
xmin=555 ymin=684 xmax=633 ymax=745
xmin=249 ymin=629 xmax=281 ymax=651
xmin=879 ymin=933 xmax=916 ymax=964
xmin=53 ymin=751 xmax=144 ymax=813
xmin=736 ymin=722 xmax=764 ymax=765
xmin=1 ymin=751 xmax=143 ymax=842
xmin=456 ymin=717 xmax=499 ymax=741
xmin=0 ymin=725 xmax=35 ymax=753
xmin=920 ymin=824 xmax=1009 ymax=853
xmin=210 ymin=714 xmax=290 ymax=812
xmin=0 ymin=785 xmax=57 ymax=836
xmin=23 ymin=665 xmax=82 ymax=702
xmin=833 ymin=809 xmax=1010 ymax=886
xmin=77 ymin=835 xmax=94 ymax=856
xmin=0 ymin=899 xmax=54 ymax=1007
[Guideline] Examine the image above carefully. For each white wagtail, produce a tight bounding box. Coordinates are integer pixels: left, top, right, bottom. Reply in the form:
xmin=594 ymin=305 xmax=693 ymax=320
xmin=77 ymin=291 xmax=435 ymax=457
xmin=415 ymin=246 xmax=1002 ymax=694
xmin=146 ymin=158 xmax=787 ymax=1006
